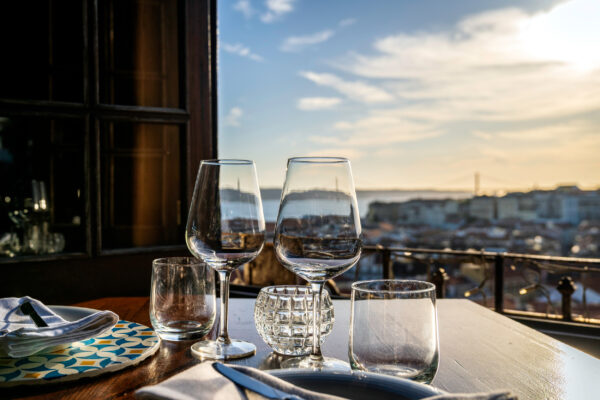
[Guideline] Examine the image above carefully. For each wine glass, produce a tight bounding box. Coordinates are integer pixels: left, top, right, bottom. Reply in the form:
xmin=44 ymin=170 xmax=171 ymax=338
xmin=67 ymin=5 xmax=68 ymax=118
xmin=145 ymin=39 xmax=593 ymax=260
xmin=274 ymin=157 xmax=362 ymax=369
xmin=186 ymin=159 xmax=265 ymax=360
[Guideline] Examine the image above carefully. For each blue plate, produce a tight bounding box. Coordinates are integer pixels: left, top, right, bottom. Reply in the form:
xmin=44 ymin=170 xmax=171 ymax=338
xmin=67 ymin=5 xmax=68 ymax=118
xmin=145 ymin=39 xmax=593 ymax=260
xmin=269 ymin=369 xmax=442 ymax=400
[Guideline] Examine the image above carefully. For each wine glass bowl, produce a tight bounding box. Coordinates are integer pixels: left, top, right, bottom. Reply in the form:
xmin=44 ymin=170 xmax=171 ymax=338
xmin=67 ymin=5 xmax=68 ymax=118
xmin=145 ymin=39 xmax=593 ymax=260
xmin=186 ymin=159 xmax=265 ymax=360
xmin=274 ymin=157 xmax=362 ymax=369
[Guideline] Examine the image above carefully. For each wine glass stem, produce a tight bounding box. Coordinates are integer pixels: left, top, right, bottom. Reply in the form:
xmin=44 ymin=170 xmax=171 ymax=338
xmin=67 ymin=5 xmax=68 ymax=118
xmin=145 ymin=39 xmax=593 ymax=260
xmin=310 ymin=282 xmax=324 ymax=361
xmin=217 ymin=270 xmax=231 ymax=345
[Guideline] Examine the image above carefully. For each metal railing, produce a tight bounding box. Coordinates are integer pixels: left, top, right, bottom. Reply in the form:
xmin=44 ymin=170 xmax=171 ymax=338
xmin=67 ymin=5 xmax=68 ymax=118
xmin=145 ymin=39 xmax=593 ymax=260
xmin=358 ymin=245 xmax=600 ymax=324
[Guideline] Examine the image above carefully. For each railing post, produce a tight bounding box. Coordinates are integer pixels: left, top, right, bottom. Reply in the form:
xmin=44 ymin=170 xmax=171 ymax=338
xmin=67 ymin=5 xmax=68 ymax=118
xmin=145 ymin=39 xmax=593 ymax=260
xmin=431 ymin=266 xmax=449 ymax=299
xmin=557 ymin=276 xmax=576 ymax=322
xmin=494 ymin=255 xmax=504 ymax=313
xmin=382 ymin=249 xmax=393 ymax=279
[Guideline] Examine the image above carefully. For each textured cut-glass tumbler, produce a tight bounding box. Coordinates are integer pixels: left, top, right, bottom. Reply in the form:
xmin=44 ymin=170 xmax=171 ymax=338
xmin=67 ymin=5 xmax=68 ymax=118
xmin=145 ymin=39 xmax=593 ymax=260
xmin=349 ymin=280 xmax=439 ymax=384
xmin=150 ymin=257 xmax=216 ymax=341
xmin=254 ymin=285 xmax=334 ymax=356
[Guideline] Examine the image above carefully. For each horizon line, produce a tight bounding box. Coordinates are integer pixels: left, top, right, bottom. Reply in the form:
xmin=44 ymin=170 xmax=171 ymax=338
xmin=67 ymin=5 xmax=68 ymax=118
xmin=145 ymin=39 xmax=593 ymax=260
xmin=260 ymin=183 xmax=600 ymax=192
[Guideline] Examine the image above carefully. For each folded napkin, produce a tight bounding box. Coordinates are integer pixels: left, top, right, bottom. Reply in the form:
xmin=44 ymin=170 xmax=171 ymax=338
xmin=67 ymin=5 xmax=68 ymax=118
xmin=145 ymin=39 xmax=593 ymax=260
xmin=135 ymin=362 xmax=517 ymax=400
xmin=0 ymin=296 xmax=119 ymax=358
xmin=135 ymin=362 xmax=345 ymax=400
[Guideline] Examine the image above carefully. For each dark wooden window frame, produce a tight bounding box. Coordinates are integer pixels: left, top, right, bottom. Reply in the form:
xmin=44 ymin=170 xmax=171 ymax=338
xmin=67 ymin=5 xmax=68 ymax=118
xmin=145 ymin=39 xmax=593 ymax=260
xmin=0 ymin=0 xmax=217 ymax=303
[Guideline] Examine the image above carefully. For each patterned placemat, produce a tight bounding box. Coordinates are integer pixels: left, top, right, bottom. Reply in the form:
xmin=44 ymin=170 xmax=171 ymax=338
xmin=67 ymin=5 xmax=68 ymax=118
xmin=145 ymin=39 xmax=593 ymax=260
xmin=0 ymin=320 xmax=160 ymax=387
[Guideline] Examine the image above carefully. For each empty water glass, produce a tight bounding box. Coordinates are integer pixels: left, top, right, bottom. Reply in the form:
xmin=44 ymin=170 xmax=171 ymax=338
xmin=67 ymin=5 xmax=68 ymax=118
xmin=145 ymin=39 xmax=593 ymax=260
xmin=150 ymin=257 xmax=216 ymax=341
xmin=349 ymin=280 xmax=439 ymax=384
xmin=254 ymin=285 xmax=334 ymax=356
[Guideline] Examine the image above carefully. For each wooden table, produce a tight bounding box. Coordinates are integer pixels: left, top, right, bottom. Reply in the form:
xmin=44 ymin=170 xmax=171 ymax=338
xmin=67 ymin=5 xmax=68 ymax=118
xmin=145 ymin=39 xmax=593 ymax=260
xmin=3 ymin=298 xmax=600 ymax=400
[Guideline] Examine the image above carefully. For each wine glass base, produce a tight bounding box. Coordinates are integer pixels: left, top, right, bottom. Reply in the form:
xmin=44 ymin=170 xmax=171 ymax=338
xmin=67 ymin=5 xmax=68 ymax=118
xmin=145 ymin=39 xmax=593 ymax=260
xmin=281 ymin=355 xmax=350 ymax=371
xmin=191 ymin=339 xmax=256 ymax=361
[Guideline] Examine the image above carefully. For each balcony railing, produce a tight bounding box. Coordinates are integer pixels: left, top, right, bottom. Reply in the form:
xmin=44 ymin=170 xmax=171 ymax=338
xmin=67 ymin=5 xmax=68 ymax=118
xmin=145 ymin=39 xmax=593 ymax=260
xmin=355 ymin=245 xmax=600 ymax=325
xmin=241 ymin=243 xmax=600 ymax=357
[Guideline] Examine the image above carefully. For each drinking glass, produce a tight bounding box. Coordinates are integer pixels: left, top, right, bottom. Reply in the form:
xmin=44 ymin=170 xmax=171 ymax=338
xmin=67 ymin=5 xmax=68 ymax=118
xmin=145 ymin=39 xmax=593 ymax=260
xmin=186 ymin=159 xmax=265 ymax=359
xmin=254 ymin=285 xmax=334 ymax=356
xmin=274 ymin=157 xmax=362 ymax=369
xmin=349 ymin=280 xmax=439 ymax=384
xmin=150 ymin=257 xmax=216 ymax=340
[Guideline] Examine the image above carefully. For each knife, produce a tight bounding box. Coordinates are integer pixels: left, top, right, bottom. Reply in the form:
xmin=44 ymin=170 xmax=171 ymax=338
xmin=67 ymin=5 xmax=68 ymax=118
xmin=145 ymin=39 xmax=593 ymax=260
xmin=20 ymin=301 xmax=49 ymax=327
xmin=213 ymin=362 xmax=304 ymax=400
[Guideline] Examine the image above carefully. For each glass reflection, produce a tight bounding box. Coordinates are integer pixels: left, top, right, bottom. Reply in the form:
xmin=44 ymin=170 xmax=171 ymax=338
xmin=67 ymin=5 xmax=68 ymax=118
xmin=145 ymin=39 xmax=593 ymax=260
xmin=0 ymin=116 xmax=85 ymax=257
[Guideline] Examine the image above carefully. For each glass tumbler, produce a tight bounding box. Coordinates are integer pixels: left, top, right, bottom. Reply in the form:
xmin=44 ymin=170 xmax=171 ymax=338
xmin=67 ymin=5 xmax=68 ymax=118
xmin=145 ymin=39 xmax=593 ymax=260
xmin=254 ymin=286 xmax=334 ymax=356
xmin=150 ymin=257 xmax=216 ymax=341
xmin=349 ymin=280 xmax=439 ymax=384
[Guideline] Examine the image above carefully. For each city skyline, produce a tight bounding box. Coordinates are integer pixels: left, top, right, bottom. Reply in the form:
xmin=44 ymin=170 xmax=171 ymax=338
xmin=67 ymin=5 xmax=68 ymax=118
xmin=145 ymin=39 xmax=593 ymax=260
xmin=258 ymin=180 xmax=600 ymax=194
xmin=217 ymin=0 xmax=600 ymax=191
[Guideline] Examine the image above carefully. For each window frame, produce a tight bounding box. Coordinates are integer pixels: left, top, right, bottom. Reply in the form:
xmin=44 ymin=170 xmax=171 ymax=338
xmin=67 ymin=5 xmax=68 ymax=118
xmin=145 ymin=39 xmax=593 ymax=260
xmin=0 ymin=0 xmax=217 ymax=265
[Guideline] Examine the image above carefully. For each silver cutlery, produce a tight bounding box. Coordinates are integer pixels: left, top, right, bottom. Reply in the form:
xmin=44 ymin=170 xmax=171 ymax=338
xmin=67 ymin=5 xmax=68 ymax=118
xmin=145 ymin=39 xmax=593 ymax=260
xmin=213 ymin=362 xmax=304 ymax=400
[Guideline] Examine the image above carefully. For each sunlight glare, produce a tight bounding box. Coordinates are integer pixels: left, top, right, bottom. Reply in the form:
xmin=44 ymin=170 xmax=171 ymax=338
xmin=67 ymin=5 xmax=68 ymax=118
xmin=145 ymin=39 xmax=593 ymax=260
xmin=518 ymin=0 xmax=600 ymax=72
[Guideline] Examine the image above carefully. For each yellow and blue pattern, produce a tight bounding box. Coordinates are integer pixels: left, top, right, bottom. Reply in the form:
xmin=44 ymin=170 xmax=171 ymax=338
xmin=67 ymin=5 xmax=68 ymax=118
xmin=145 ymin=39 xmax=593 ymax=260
xmin=0 ymin=320 xmax=160 ymax=387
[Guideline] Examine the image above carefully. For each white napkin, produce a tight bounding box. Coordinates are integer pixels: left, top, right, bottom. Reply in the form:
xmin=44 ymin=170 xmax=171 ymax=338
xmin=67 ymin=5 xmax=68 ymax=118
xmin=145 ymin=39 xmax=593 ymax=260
xmin=0 ymin=296 xmax=119 ymax=358
xmin=135 ymin=362 xmax=517 ymax=400
xmin=135 ymin=362 xmax=345 ymax=400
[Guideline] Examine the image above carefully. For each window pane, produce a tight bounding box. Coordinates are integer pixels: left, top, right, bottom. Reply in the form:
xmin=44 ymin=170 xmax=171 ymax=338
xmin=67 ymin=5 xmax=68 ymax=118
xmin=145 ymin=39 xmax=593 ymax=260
xmin=98 ymin=0 xmax=180 ymax=108
xmin=217 ymin=0 xmax=600 ymax=321
xmin=101 ymin=122 xmax=182 ymax=249
xmin=217 ymin=0 xmax=600 ymax=256
xmin=0 ymin=1 xmax=84 ymax=102
xmin=0 ymin=116 xmax=86 ymax=257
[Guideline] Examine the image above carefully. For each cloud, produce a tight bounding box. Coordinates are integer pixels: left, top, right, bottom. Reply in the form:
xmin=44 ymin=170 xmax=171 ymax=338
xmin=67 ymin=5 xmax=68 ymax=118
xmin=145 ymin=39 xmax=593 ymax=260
xmin=225 ymin=107 xmax=243 ymax=127
xmin=338 ymin=18 xmax=357 ymax=28
xmin=471 ymin=121 xmax=598 ymax=146
xmin=472 ymin=131 xmax=493 ymax=141
xmin=478 ymin=146 xmax=509 ymax=164
xmin=281 ymin=30 xmax=335 ymax=52
xmin=436 ymin=119 xmax=600 ymax=188
xmin=233 ymin=0 xmax=254 ymax=18
xmin=460 ymin=132 xmax=600 ymax=187
xmin=332 ymin=110 xmax=442 ymax=146
xmin=518 ymin=0 xmax=600 ymax=72
xmin=306 ymin=147 xmax=365 ymax=160
xmin=221 ymin=43 xmax=264 ymax=62
xmin=293 ymin=0 xmax=600 ymax=183
xmin=331 ymin=1 xmax=600 ymax=124
xmin=220 ymin=0 xmax=600 ymax=189
xmin=279 ymin=18 xmax=355 ymax=52
xmin=300 ymin=71 xmax=394 ymax=103
xmin=261 ymin=0 xmax=295 ymax=23
xmin=297 ymin=97 xmax=342 ymax=110
xmin=373 ymin=147 xmax=402 ymax=157
xmin=309 ymin=108 xmax=442 ymax=148
xmin=496 ymin=122 xmax=596 ymax=141
xmin=340 ymin=8 xmax=548 ymax=80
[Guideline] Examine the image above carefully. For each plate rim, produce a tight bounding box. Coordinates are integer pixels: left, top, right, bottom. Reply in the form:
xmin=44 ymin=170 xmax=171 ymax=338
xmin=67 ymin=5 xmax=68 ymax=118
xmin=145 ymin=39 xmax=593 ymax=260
xmin=0 ymin=307 xmax=160 ymax=388
xmin=267 ymin=368 xmax=442 ymax=399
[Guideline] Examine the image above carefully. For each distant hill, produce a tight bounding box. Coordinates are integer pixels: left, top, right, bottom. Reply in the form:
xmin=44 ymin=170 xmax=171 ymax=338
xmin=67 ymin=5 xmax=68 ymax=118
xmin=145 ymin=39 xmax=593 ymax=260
xmin=260 ymin=188 xmax=472 ymax=200
xmin=356 ymin=189 xmax=472 ymax=198
xmin=261 ymin=188 xmax=283 ymax=200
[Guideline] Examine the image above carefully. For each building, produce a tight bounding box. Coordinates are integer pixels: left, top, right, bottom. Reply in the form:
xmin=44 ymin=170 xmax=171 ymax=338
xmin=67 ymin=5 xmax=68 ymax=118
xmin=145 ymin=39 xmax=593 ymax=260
xmin=497 ymin=196 xmax=519 ymax=220
xmin=579 ymin=192 xmax=600 ymax=221
xmin=367 ymin=186 xmax=600 ymax=229
xmin=469 ymin=196 xmax=495 ymax=221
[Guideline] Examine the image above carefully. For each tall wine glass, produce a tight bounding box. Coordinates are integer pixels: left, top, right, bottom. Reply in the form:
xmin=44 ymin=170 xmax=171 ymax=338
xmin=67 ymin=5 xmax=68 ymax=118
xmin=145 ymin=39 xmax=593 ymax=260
xmin=186 ymin=159 xmax=265 ymax=360
xmin=274 ymin=157 xmax=362 ymax=369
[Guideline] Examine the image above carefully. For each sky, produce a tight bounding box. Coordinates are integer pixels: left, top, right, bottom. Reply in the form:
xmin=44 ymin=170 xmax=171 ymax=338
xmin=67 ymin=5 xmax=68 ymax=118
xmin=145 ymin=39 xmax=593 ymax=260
xmin=217 ymin=0 xmax=600 ymax=192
